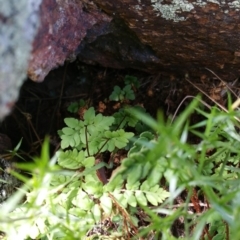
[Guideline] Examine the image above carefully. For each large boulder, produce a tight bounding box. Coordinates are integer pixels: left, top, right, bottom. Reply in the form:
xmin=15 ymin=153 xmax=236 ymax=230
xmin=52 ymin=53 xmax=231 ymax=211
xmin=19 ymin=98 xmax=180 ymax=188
xmin=28 ymin=0 xmax=240 ymax=82
xmin=0 ymin=0 xmax=42 ymax=120
xmin=1 ymin=0 xmax=240 ymax=119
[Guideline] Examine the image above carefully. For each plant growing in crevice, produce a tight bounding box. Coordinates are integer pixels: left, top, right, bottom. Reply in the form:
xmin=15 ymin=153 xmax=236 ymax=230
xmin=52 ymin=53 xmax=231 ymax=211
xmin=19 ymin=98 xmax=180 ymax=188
xmin=2 ymin=75 xmax=240 ymax=239
xmin=109 ymin=75 xmax=139 ymax=102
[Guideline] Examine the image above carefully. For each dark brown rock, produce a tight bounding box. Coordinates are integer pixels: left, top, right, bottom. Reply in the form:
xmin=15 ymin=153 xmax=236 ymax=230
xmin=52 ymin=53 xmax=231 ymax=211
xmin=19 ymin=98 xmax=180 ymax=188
xmin=76 ymin=18 xmax=160 ymax=71
xmin=92 ymin=0 xmax=240 ymax=80
xmin=28 ymin=0 xmax=240 ymax=82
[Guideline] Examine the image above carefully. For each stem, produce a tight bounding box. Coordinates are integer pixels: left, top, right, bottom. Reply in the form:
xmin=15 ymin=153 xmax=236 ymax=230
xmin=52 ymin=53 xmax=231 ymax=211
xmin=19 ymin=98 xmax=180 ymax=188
xmin=225 ymin=220 xmax=229 ymax=240
xmin=171 ymin=95 xmax=212 ymax=124
xmin=115 ymin=114 xmax=127 ymax=131
xmin=95 ymin=137 xmax=110 ymax=158
xmin=85 ymin=125 xmax=90 ymax=156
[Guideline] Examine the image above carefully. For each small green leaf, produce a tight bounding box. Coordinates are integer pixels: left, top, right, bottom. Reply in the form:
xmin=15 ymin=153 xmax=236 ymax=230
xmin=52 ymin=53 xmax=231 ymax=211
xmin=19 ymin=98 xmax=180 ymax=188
xmin=73 ymin=191 xmax=93 ymax=210
xmin=145 ymin=192 xmax=158 ymax=206
xmin=106 ymin=130 xmax=134 ymax=151
xmin=80 ymin=129 xmax=86 ymax=144
xmin=123 ymin=84 xmax=135 ymax=100
xmin=140 ymin=131 xmax=155 ymax=140
xmin=100 ymin=194 xmax=112 ymax=215
xmin=67 ymin=102 xmax=79 ymax=113
xmin=82 ymin=157 xmax=95 ymax=168
xmin=111 ymin=189 xmax=124 ymax=202
xmin=127 ymin=165 xmax=142 ymax=186
xmin=83 ymin=180 xmax=103 ymax=196
xmin=109 ymin=86 xmax=122 ymax=101
xmin=156 ymin=188 xmax=170 ymax=203
xmin=135 ymin=191 xmax=147 ymax=206
xmin=60 ymin=137 xmax=70 ymax=149
xmin=84 ymin=107 xmax=95 ymax=122
xmin=62 ymin=127 xmax=75 ymax=135
xmin=106 ymin=174 xmax=124 ymax=191
xmin=64 ymin=118 xmax=79 ymax=128
xmin=140 ymin=180 xmax=150 ymax=191
xmin=69 ymin=137 xmax=76 ymax=148
xmin=124 ymin=75 xmax=140 ymax=88
xmin=57 ymin=149 xmax=85 ymax=169
xmin=73 ymin=132 xmax=80 ymax=146
xmin=91 ymin=204 xmax=101 ymax=223
xmin=141 ymin=161 xmax=152 ymax=179
xmin=124 ymin=191 xmax=137 ymax=207
xmin=93 ymin=114 xmax=115 ymax=131
xmin=146 ymin=162 xmax=164 ymax=187
xmin=126 ymin=181 xmax=140 ymax=190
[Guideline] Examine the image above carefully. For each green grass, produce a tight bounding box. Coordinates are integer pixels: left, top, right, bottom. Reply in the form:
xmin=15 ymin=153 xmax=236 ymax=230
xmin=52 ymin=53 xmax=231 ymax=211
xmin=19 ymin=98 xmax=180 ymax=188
xmin=1 ymin=78 xmax=240 ymax=239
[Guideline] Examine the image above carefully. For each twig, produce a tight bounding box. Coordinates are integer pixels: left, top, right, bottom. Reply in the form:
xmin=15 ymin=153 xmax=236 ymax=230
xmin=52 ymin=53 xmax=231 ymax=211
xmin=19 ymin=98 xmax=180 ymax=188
xmin=15 ymin=106 xmax=42 ymax=145
xmin=205 ymin=68 xmax=239 ymax=98
xmin=171 ymin=95 xmax=212 ymax=124
xmin=185 ymin=77 xmax=240 ymax=123
xmin=108 ymin=193 xmax=140 ymax=238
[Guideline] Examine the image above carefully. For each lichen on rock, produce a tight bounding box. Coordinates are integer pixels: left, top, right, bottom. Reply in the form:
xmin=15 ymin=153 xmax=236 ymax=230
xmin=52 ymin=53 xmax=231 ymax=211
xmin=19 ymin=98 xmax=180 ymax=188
xmin=0 ymin=0 xmax=42 ymax=120
xmin=151 ymin=0 xmax=194 ymax=21
xmin=150 ymin=0 xmax=240 ymax=22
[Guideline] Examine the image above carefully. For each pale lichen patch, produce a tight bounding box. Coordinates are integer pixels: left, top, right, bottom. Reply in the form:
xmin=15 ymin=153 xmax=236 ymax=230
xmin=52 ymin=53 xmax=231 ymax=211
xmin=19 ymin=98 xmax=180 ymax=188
xmin=150 ymin=0 xmax=240 ymax=22
xmin=229 ymin=0 xmax=240 ymax=8
xmin=151 ymin=0 xmax=194 ymax=22
xmin=134 ymin=4 xmax=142 ymax=10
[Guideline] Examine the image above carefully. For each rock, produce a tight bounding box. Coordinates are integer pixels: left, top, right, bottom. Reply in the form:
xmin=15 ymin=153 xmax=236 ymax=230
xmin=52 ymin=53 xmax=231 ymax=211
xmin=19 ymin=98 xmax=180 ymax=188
xmin=76 ymin=18 xmax=160 ymax=71
xmin=0 ymin=0 xmax=42 ymax=120
xmin=28 ymin=0 xmax=112 ymax=82
xmin=91 ymin=0 xmax=240 ymax=80
xmin=28 ymin=0 xmax=240 ymax=82
xmin=2 ymin=0 xmax=240 ymax=119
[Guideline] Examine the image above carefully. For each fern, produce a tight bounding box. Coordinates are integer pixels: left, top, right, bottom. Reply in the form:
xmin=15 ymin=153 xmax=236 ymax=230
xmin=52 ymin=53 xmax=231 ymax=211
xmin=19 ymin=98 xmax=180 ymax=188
xmin=109 ymin=84 xmax=135 ymax=102
xmin=67 ymin=99 xmax=85 ymax=113
xmin=4 ymin=78 xmax=240 ymax=239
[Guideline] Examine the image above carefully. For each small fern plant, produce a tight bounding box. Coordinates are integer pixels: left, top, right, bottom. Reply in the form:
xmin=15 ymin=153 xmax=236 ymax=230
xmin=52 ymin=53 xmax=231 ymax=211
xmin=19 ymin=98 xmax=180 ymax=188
xmin=0 ymin=77 xmax=170 ymax=239
xmin=3 ymin=90 xmax=240 ymax=239
xmin=109 ymin=75 xmax=139 ymax=102
xmin=51 ymin=80 xmax=169 ymax=238
xmin=53 ymin=109 xmax=169 ymax=238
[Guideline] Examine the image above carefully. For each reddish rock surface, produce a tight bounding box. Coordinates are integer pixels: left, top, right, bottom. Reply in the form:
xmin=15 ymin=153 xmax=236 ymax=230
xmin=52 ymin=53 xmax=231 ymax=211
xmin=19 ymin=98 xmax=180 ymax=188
xmin=28 ymin=0 xmax=240 ymax=82
xmin=28 ymin=0 xmax=111 ymax=82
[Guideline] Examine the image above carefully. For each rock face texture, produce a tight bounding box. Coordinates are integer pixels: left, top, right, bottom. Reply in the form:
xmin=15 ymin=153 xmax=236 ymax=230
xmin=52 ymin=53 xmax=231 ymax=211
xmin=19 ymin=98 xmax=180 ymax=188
xmin=0 ymin=0 xmax=42 ymax=120
xmin=28 ymin=0 xmax=240 ymax=82
xmin=82 ymin=0 xmax=240 ymax=80
xmin=1 ymin=0 xmax=240 ymax=118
